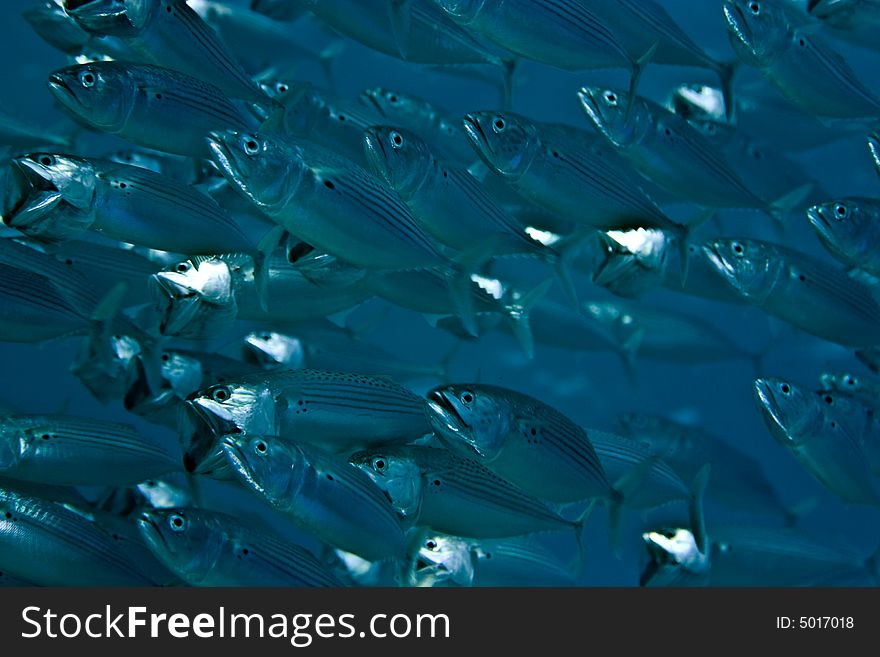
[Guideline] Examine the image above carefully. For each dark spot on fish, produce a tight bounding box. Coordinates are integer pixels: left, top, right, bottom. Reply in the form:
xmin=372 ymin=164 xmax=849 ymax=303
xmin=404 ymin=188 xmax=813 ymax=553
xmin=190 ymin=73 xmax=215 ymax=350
xmin=324 ymin=180 xmax=336 ymax=190
xmin=432 ymin=479 xmax=441 ymax=486
xmin=798 ymin=38 xmax=805 ymax=47
xmin=64 ymin=259 xmax=73 ymax=265
xmin=166 ymin=5 xmax=172 ymax=12
xmin=552 ymin=151 xmax=559 ymax=158
xmin=830 ymin=421 xmax=837 ymax=428
xmin=119 ymin=182 xmax=126 ymax=189
xmin=161 ymin=353 xmax=169 ymax=362
xmin=338 ymin=115 xmax=346 ymax=122
xmin=112 ymin=533 xmax=120 ymax=540
xmin=798 ymin=275 xmax=806 ymax=282
xmin=326 ymin=474 xmax=334 ymax=481
xmin=242 ymin=548 xmax=249 ymax=555
xmin=4 ymin=512 xmax=10 ymax=519
xmin=484 ymin=552 xmax=492 ymax=559
xmin=155 ymin=94 xmax=162 ymax=100
xmin=824 ymin=395 xmax=833 ymax=404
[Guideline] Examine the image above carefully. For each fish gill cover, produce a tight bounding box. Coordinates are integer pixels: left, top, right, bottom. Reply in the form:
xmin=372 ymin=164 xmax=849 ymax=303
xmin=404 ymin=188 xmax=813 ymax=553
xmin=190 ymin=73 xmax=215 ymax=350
xmin=0 ymin=0 xmax=879 ymax=588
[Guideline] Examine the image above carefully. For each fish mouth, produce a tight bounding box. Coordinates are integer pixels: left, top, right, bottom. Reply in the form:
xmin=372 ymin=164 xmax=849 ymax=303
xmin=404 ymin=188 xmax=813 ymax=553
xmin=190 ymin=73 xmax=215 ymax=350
xmin=181 ymin=399 xmax=234 ymax=474
xmin=576 ymin=87 xmax=605 ymax=128
xmin=149 ymin=272 xmax=198 ymax=335
xmin=701 ymin=243 xmax=732 ymax=277
xmin=752 ymin=378 xmax=790 ymax=442
xmin=136 ymin=512 xmax=170 ymax=554
xmin=722 ymin=2 xmax=750 ymax=46
xmin=221 ymin=434 xmax=264 ymax=493
xmin=47 ymin=73 xmax=76 ymax=107
xmin=461 ymin=114 xmax=487 ymax=151
xmin=806 ymin=206 xmax=833 ymax=236
xmin=426 ymin=390 xmax=465 ymax=426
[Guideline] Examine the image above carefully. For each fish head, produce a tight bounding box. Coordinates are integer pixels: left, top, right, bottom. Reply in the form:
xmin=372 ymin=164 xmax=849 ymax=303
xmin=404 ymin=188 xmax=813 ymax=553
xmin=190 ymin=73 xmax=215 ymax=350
xmin=577 ymin=87 xmax=650 ymax=149
xmin=222 ymin=434 xmax=307 ymax=503
xmin=270 ymin=83 xmax=323 ymax=135
xmin=425 ymin=384 xmax=510 ymax=461
xmin=702 ymin=238 xmax=783 ymax=303
xmin=591 ymin=229 xmax=671 ymax=297
xmin=2 ymin=154 xmax=96 ymax=239
xmin=640 ymin=527 xmax=710 ymax=586
xmin=360 ymin=87 xmax=422 ymax=120
xmin=462 ymin=111 xmax=539 ymax=181
xmin=807 ymin=198 xmax=875 ymax=257
xmin=137 ymin=478 xmax=192 ymax=509
xmin=431 ymin=0 xmax=487 ymax=22
xmin=72 ymin=331 xmax=144 ymax=404
xmin=137 ymin=509 xmax=224 ymax=583
xmin=723 ymin=0 xmax=792 ymax=65
xmin=187 ymin=379 xmax=275 ymax=440
xmin=158 ymin=351 xmax=205 ymax=399
xmin=753 ymin=377 xmax=822 ymax=446
xmin=670 ymin=84 xmax=727 ymax=123
xmin=349 ymin=448 xmax=423 ymax=520
xmin=407 ymin=530 xmax=474 ymax=587
xmin=64 ymin=0 xmax=154 ymax=36
xmin=206 ymin=129 xmax=303 ymax=215
xmin=581 ymin=301 xmax=644 ymax=350
xmin=242 ymin=331 xmax=305 ymax=369
xmin=23 ymin=1 xmax=91 ymax=55
xmin=47 ymin=62 xmax=136 ymax=132
xmin=149 ymin=257 xmax=238 ymax=337
xmin=363 ymin=125 xmax=432 ymax=196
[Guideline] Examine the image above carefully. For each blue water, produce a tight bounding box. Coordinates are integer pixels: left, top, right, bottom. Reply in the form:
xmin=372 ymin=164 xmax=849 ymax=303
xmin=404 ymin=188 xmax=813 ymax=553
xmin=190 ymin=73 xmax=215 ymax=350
xmin=1 ymin=0 xmax=879 ymax=586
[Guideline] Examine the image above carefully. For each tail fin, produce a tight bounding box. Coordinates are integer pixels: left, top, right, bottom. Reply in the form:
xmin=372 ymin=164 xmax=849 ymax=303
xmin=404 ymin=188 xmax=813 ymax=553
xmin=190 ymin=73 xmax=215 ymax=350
xmin=503 ymin=278 xmax=553 ymax=358
xmin=625 ymin=42 xmax=658 ymax=121
xmin=689 ymin=464 xmax=711 ymax=555
xmin=253 ymin=225 xmax=286 ymax=312
xmin=768 ymin=182 xmax=816 ymax=223
xmin=607 ymin=456 xmax=660 ymax=558
xmin=716 ymin=59 xmax=739 ymax=123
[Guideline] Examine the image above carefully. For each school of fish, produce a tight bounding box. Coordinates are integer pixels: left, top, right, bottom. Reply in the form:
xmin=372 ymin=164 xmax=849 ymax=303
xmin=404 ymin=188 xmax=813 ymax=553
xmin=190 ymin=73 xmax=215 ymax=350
xmin=1 ymin=0 xmax=879 ymax=587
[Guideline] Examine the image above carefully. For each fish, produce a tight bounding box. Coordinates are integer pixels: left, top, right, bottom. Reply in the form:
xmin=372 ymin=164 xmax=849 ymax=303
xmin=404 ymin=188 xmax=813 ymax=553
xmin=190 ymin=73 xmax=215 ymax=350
xmin=360 ymin=86 xmax=476 ymax=165
xmin=262 ymin=82 xmax=383 ymax=168
xmin=0 ymin=485 xmax=155 ymax=586
xmin=723 ymin=0 xmax=880 ymax=119
xmin=578 ymin=86 xmax=778 ymax=212
xmin=407 ymin=530 xmax=577 ymax=587
xmin=618 ymin=413 xmax=796 ymax=520
xmin=363 ymin=125 xmax=554 ymax=261
xmin=64 ymin=0 xmax=271 ymax=108
xmin=591 ymin=229 xmax=745 ymax=305
xmin=350 ymin=444 xmax=590 ymax=540
xmin=704 ymin=238 xmax=880 ymax=347
xmin=242 ymin=326 xmax=446 ymax=381
xmin=819 ymin=371 xmax=880 ymax=406
xmin=138 ymin=507 xmax=344 ymax=586
xmin=805 ymin=0 xmax=880 ymax=52
xmin=23 ymin=0 xmax=137 ymax=60
xmin=430 ymin=0 xmax=649 ymax=102
xmin=754 ymin=376 xmax=880 ymax=506
xmin=642 ymin=525 xmax=880 ymax=586
xmin=0 ymin=414 xmax=179 ymax=486
xmin=149 ymin=252 xmax=371 ymax=339
xmin=47 ymin=61 xmax=257 ymax=158
xmin=206 ymin=129 xmax=450 ymax=272
xmin=425 ymin=383 xmax=618 ymax=504
xmin=807 ymin=198 xmax=880 ymax=277
xmin=183 ymin=368 xmax=431 ymax=472
xmin=813 ymin=388 xmax=880 ymax=476
xmin=6 ymin=153 xmax=260 ymax=256
xmin=223 ymin=434 xmax=407 ymax=561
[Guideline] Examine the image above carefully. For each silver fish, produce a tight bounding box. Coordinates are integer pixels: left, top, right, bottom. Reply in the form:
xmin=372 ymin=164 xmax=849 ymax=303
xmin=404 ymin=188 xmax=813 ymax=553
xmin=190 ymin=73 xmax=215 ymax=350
xmin=425 ymin=383 xmax=617 ymax=504
xmin=0 ymin=486 xmax=154 ymax=586
xmin=807 ymin=197 xmax=880 ymax=277
xmin=578 ymin=86 xmax=773 ymax=211
xmin=65 ymin=0 xmax=270 ymax=107
xmin=206 ymin=130 xmax=449 ymax=272
xmin=223 ymin=434 xmax=407 ymax=561
xmin=814 ymin=388 xmax=880 ymax=475
xmin=704 ymin=238 xmax=880 ymax=347
xmin=754 ymin=376 xmax=880 ymax=506
xmin=183 ymin=368 xmax=430 ymax=472
xmin=47 ymin=61 xmax=257 ymax=157
xmin=0 ymin=414 xmax=178 ymax=486
xmin=138 ymin=507 xmax=344 ymax=586
xmin=819 ymin=371 xmax=880 ymax=406
xmin=350 ymin=444 xmax=589 ymax=539
xmin=618 ymin=413 xmax=795 ymax=520
xmin=7 ymin=153 xmax=259 ymax=255
xmin=723 ymin=0 xmax=880 ymax=118
xmin=643 ymin=525 xmax=879 ymax=586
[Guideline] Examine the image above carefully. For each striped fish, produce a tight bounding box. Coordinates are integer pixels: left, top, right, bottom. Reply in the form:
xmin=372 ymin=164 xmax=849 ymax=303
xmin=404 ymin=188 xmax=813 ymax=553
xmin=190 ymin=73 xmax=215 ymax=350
xmin=223 ymin=435 xmax=407 ymax=562
xmin=807 ymin=197 xmax=880 ymax=278
xmin=0 ymin=486 xmax=155 ymax=586
xmin=138 ymin=507 xmax=344 ymax=587
xmin=47 ymin=61 xmax=257 ymax=158
xmin=350 ymin=445 xmax=588 ymax=539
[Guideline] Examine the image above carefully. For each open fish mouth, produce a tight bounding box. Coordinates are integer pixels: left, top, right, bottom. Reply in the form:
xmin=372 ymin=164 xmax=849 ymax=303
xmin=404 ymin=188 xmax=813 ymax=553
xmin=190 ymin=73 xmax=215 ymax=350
xmin=426 ymin=390 xmax=466 ymax=427
xmin=46 ymin=73 xmax=77 ymax=107
xmin=722 ymin=2 xmax=751 ymax=47
xmin=181 ymin=399 xmax=236 ymax=474
xmin=701 ymin=243 xmax=735 ymax=279
xmin=136 ymin=512 xmax=170 ymax=553
xmin=461 ymin=114 xmax=488 ymax=151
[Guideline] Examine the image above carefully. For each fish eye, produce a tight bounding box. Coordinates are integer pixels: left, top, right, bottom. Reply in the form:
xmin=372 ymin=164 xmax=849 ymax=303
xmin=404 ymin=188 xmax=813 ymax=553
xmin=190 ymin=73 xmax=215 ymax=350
xmin=834 ymin=204 xmax=848 ymax=219
xmin=372 ymin=457 xmax=388 ymax=472
xmin=492 ymin=116 xmax=506 ymax=133
xmin=169 ymin=514 xmax=187 ymax=532
xmin=253 ymin=439 xmax=268 ymax=456
xmin=79 ymin=70 xmax=96 ymax=87
xmin=390 ymin=131 xmax=404 ymax=148
xmin=37 ymin=155 xmax=55 ymax=167
xmin=748 ymin=1 xmax=760 ymax=15
xmin=211 ymin=386 xmax=231 ymax=402
xmin=460 ymin=391 xmax=475 ymax=404
xmin=731 ymin=241 xmax=745 ymax=257
xmin=604 ymin=91 xmax=618 ymax=106
xmin=261 ymin=333 xmax=272 ymax=341
xmin=175 ymin=261 xmax=191 ymax=273
xmin=243 ymin=135 xmax=261 ymax=156
xmin=845 ymin=376 xmax=857 ymax=387
xmin=823 ymin=395 xmax=834 ymax=405
xmin=276 ymin=83 xmax=288 ymax=94
xmin=779 ymin=383 xmax=791 ymax=395
xmin=425 ymin=540 xmax=437 ymax=550
xmin=388 ymin=94 xmax=398 ymax=104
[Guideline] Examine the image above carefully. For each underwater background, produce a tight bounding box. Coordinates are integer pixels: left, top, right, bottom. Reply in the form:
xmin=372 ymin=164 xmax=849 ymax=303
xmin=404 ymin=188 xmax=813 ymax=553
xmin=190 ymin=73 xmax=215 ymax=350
xmin=1 ymin=0 xmax=879 ymax=586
